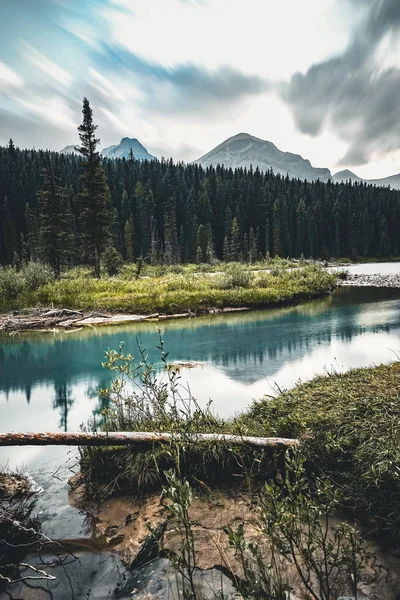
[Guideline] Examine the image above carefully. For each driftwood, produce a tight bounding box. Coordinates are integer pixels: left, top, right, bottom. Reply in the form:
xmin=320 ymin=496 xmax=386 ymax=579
xmin=0 ymin=432 xmax=299 ymax=449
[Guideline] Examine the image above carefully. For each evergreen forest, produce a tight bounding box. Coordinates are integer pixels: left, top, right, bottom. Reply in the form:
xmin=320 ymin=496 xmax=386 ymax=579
xmin=1 ymin=108 xmax=399 ymax=273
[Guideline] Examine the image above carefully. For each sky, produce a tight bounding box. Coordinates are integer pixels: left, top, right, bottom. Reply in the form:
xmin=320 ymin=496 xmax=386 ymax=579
xmin=1 ymin=0 xmax=400 ymax=178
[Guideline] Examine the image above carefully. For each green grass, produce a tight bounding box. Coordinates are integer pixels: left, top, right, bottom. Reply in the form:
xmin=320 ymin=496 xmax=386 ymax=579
xmin=81 ymin=350 xmax=400 ymax=539
xmin=0 ymin=262 xmax=336 ymax=314
xmin=235 ymin=362 xmax=400 ymax=537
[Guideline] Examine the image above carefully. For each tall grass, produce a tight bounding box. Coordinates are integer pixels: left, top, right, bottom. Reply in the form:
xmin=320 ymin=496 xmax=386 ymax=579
xmin=0 ymin=262 xmax=337 ymax=313
xmin=80 ymin=335 xmax=282 ymax=493
xmin=236 ymin=361 xmax=400 ymax=538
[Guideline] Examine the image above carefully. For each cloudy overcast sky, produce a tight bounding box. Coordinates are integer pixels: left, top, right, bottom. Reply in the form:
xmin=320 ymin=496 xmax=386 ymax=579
xmin=1 ymin=0 xmax=400 ymax=178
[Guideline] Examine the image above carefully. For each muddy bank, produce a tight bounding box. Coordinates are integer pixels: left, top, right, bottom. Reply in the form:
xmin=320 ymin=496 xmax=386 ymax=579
xmin=69 ymin=474 xmax=400 ymax=600
xmin=341 ymin=273 xmax=400 ymax=287
xmin=0 ymin=306 xmax=250 ymax=333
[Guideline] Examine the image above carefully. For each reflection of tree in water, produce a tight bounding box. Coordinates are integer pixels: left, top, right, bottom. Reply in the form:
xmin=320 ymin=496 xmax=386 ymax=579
xmin=25 ymin=384 xmax=32 ymax=404
xmin=53 ymin=383 xmax=74 ymax=431
xmin=86 ymin=377 xmax=111 ymax=425
xmin=1 ymin=290 xmax=400 ymax=399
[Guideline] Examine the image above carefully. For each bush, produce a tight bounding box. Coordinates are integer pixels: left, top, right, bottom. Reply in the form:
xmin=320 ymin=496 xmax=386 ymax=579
xmin=0 ymin=267 xmax=23 ymax=306
xmin=21 ymin=262 xmax=54 ymax=291
xmin=0 ymin=262 xmax=54 ymax=310
xmin=218 ymin=263 xmax=252 ymax=289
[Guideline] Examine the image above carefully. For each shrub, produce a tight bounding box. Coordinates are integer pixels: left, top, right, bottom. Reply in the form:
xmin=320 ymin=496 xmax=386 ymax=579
xmin=20 ymin=262 xmax=54 ymax=291
xmin=0 ymin=267 xmax=23 ymax=307
xmin=218 ymin=263 xmax=252 ymax=289
xmin=0 ymin=262 xmax=54 ymax=310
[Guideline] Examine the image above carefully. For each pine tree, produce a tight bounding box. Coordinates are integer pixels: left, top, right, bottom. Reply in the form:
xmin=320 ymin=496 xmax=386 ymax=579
xmin=25 ymin=203 xmax=38 ymax=261
xmin=379 ymin=216 xmax=391 ymax=257
xmin=195 ymin=246 xmax=203 ymax=264
xmin=223 ymin=236 xmax=230 ymax=262
xmin=124 ymin=215 xmax=135 ymax=262
xmin=77 ymin=97 xmax=112 ymax=277
xmin=37 ymin=165 xmax=72 ymax=276
xmin=164 ymin=208 xmax=179 ymax=264
xmin=230 ymin=217 xmax=240 ymax=261
xmin=205 ymin=223 xmax=215 ymax=263
xmin=296 ymin=197 xmax=307 ymax=257
xmin=2 ymin=197 xmax=17 ymax=264
xmin=243 ymin=233 xmax=249 ymax=263
xmin=196 ymin=224 xmax=207 ymax=263
xmin=272 ymin=199 xmax=281 ymax=257
xmin=249 ymin=227 xmax=258 ymax=264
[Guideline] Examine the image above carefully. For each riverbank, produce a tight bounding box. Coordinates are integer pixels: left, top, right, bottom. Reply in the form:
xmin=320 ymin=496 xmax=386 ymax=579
xmin=0 ymin=264 xmax=336 ymax=332
xmin=80 ymin=360 xmax=400 ymax=537
xmin=341 ymin=272 xmax=400 ymax=287
xmin=69 ymin=472 xmax=400 ymax=600
xmin=72 ymin=361 xmax=400 ymax=599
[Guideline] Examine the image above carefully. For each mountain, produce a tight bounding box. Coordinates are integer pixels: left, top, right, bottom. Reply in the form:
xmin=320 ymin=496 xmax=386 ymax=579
xmin=60 ymin=145 xmax=79 ymax=154
xmin=100 ymin=137 xmax=156 ymax=161
xmin=194 ymin=133 xmax=332 ymax=181
xmin=59 ymin=137 xmax=156 ymax=161
xmin=333 ymin=169 xmax=363 ymax=183
xmin=333 ymin=169 xmax=400 ymax=190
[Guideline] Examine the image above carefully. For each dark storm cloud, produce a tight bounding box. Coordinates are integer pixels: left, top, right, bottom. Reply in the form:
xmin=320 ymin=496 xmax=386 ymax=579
xmin=281 ymin=0 xmax=400 ymax=166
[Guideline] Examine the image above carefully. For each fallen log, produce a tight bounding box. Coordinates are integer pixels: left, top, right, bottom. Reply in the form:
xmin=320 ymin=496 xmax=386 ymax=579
xmin=0 ymin=432 xmax=299 ymax=449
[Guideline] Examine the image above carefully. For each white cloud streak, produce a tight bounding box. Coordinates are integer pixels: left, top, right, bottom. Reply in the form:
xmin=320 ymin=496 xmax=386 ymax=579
xmin=0 ymin=62 xmax=23 ymax=91
xmin=22 ymin=44 xmax=73 ymax=86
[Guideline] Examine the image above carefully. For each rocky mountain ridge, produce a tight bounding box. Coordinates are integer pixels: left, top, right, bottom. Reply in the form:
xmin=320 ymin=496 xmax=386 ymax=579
xmin=60 ymin=133 xmax=400 ymax=189
xmin=60 ymin=137 xmax=155 ymax=161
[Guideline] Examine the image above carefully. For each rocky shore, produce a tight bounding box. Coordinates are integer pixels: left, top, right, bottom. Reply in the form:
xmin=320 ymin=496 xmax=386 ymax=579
xmin=340 ymin=273 xmax=400 ymax=287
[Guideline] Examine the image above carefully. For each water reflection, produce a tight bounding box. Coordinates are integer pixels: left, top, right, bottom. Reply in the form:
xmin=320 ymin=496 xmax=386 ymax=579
xmin=53 ymin=383 xmax=74 ymax=431
xmin=1 ymin=287 xmax=400 ymax=428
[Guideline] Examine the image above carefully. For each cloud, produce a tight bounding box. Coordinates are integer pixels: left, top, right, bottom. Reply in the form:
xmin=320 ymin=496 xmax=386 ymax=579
xmin=93 ymin=45 xmax=270 ymax=116
xmin=280 ymin=0 xmax=400 ymax=167
xmin=0 ymin=62 xmax=23 ymax=92
xmin=22 ymin=44 xmax=73 ymax=86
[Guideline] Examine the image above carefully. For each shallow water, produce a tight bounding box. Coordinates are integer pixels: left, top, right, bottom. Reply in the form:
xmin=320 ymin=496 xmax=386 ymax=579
xmin=330 ymin=261 xmax=400 ymax=275
xmin=2 ymin=282 xmax=400 ymax=597
xmin=2 ymin=286 xmax=400 ymax=453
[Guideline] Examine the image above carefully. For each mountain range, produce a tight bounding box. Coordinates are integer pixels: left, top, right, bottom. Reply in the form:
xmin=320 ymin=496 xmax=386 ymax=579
xmin=332 ymin=168 xmax=400 ymax=190
xmin=60 ymin=133 xmax=400 ymax=190
xmin=194 ymin=133 xmax=400 ymax=189
xmin=60 ymin=137 xmax=155 ymax=161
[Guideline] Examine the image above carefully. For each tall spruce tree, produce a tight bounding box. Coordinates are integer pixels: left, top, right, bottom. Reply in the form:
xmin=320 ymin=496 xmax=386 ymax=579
xmin=77 ymin=97 xmax=112 ymax=277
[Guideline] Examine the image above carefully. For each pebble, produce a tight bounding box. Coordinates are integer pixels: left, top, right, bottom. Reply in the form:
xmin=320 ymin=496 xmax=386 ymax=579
xmin=341 ymin=273 xmax=400 ymax=287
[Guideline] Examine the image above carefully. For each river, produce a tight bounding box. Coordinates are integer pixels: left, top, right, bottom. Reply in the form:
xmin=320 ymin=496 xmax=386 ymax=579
xmin=2 ymin=273 xmax=400 ymax=598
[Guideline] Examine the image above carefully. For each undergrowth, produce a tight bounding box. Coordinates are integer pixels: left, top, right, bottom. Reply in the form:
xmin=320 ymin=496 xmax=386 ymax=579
xmin=81 ymin=336 xmax=400 ymax=541
xmin=0 ymin=261 xmax=336 ymax=313
xmin=237 ymin=361 xmax=400 ymax=538
xmin=80 ymin=334 xmax=283 ymax=494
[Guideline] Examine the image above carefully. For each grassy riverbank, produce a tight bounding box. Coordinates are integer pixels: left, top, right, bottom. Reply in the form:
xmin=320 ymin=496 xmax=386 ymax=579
xmin=237 ymin=361 xmax=400 ymax=537
xmin=0 ymin=261 xmax=336 ymax=314
xmin=81 ymin=357 xmax=400 ymax=539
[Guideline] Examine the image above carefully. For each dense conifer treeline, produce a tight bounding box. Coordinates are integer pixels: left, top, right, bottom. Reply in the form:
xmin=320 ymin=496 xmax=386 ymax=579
xmin=1 ymin=139 xmax=400 ymax=268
